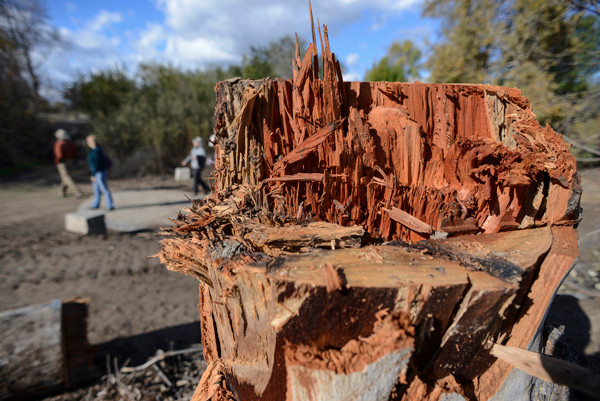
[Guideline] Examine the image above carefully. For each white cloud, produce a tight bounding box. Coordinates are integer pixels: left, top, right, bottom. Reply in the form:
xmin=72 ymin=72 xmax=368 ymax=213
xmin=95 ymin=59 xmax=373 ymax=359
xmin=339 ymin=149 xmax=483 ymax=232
xmin=88 ymin=10 xmax=123 ymax=32
xmin=43 ymin=9 xmax=132 ymax=92
xmin=394 ymin=24 xmax=436 ymax=47
xmin=370 ymin=16 xmax=387 ymax=32
xmin=344 ymin=70 xmax=362 ymax=81
xmin=154 ymin=0 xmax=310 ymax=66
xmin=134 ymin=23 xmax=165 ymax=60
xmin=152 ymin=0 xmax=420 ymax=68
xmin=41 ymin=0 xmax=425 ymax=99
xmin=346 ymin=53 xmax=359 ymax=66
xmin=166 ymin=36 xmax=238 ymax=63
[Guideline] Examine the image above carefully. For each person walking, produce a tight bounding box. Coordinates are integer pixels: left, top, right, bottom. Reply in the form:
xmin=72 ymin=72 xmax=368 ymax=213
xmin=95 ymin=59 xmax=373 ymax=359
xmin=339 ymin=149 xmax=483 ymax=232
xmin=86 ymin=135 xmax=114 ymax=210
xmin=181 ymin=136 xmax=210 ymax=195
xmin=54 ymin=128 xmax=84 ymax=198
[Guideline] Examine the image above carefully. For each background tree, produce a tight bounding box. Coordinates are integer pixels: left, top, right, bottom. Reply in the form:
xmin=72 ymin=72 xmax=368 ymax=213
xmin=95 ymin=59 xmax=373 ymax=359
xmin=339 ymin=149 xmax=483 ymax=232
xmin=64 ymin=65 xmax=216 ymax=175
xmin=423 ymin=0 xmax=600 ymax=156
xmin=1 ymin=0 xmax=60 ymax=107
xmin=569 ymin=0 xmax=600 ymax=17
xmin=241 ymin=49 xmax=274 ymax=79
xmin=62 ymin=36 xmax=306 ymax=176
xmin=365 ymin=40 xmax=422 ymax=82
xmin=423 ymin=0 xmax=501 ymax=84
xmin=0 ymin=0 xmax=60 ymax=168
xmin=242 ymin=35 xmax=307 ymax=79
xmin=132 ymin=64 xmax=216 ymax=173
xmin=496 ymin=0 xmax=587 ymax=123
xmin=64 ymin=69 xmax=135 ymax=118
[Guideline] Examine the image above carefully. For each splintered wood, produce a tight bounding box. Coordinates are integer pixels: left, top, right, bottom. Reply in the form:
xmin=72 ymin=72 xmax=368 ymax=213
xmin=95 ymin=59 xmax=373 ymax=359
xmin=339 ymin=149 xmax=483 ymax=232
xmin=212 ymin=50 xmax=580 ymax=244
xmin=157 ymin=14 xmax=583 ymax=401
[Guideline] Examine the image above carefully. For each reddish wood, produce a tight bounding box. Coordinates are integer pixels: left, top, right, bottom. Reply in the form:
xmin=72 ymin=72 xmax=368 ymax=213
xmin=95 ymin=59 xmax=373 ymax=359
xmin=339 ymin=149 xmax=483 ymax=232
xmin=322 ymin=263 xmax=343 ymax=292
xmin=212 ymin=54 xmax=580 ymax=244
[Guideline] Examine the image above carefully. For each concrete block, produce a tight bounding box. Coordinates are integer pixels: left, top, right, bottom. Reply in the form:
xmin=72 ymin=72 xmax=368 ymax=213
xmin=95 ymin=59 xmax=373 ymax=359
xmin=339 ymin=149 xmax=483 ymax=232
xmin=174 ymin=167 xmax=191 ymax=181
xmin=65 ymin=211 xmax=106 ymax=235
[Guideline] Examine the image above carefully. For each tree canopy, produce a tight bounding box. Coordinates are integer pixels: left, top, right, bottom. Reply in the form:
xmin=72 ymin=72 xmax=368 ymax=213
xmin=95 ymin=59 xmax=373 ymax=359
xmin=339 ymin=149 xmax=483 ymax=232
xmin=241 ymin=35 xmax=307 ymax=79
xmin=365 ymin=40 xmax=421 ymax=82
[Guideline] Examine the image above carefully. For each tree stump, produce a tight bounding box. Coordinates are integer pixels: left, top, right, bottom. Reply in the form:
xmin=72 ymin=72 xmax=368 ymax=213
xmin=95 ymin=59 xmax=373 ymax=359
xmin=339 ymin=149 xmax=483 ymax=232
xmin=157 ymin=19 xmax=583 ymax=401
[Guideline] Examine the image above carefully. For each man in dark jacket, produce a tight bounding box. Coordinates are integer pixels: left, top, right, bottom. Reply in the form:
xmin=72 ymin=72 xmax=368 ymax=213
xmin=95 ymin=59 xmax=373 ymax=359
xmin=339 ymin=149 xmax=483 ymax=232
xmin=54 ymin=128 xmax=84 ymax=198
xmin=181 ymin=136 xmax=210 ymax=196
xmin=86 ymin=135 xmax=114 ymax=210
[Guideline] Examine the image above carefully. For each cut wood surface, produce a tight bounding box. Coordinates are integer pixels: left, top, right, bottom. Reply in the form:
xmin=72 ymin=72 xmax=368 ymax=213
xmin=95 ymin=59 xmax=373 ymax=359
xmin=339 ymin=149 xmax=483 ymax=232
xmin=158 ymin=10 xmax=584 ymax=401
xmin=477 ymin=225 xmax=580 ymax=399
xmin=160 ymin=223 xmax=579 ymax=400
xmin=0 ymin=298 xmax=97 ymax=399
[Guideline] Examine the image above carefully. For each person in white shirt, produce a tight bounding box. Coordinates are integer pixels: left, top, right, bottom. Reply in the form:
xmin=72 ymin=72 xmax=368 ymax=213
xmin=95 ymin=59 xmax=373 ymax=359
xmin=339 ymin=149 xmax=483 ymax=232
xmin=181 ymin=136 xmax=210 ymax=195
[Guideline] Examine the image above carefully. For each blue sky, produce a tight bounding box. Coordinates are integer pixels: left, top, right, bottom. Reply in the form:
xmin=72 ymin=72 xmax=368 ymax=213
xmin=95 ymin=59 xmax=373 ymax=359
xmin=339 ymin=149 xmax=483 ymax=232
xmin=42 ymin=0 xmax=438 ymax=97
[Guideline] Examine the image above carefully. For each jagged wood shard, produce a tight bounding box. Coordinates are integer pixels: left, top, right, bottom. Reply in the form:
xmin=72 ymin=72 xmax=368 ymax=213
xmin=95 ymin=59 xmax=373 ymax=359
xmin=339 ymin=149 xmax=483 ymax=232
xmin=158 ymin=17 xmax=582 ymax=401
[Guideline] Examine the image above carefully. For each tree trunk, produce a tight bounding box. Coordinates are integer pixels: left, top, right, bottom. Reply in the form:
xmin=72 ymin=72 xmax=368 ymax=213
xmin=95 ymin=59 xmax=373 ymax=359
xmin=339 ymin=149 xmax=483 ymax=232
xmin=157 ymin=18 xmax=584 ymax=401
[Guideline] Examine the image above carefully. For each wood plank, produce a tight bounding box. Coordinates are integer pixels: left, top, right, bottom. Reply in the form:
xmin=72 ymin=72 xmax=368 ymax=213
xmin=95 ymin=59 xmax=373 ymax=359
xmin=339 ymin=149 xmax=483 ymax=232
xmin=244 ymin=221 xmax=364 ymax=252
xmin=0 ymin=298 xmax=96 ymax=399
xmin=491 ymin=343 xmax=600 ymax=397
xmin=0 ymin=300 xmax=64 ymax=399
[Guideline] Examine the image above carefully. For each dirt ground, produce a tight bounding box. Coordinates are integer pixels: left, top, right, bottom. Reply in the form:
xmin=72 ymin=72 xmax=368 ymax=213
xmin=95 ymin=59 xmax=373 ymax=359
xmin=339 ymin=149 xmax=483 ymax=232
xmin=1 ymin=164 xmax=599 ymax=390
xmin=0 ymin=165 xmax=201 ymax=351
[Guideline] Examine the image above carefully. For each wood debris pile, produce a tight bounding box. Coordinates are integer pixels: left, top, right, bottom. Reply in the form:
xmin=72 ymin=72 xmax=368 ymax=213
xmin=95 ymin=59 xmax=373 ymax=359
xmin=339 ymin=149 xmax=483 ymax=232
xmin=44 ymin=348 xmax=207 ymax=401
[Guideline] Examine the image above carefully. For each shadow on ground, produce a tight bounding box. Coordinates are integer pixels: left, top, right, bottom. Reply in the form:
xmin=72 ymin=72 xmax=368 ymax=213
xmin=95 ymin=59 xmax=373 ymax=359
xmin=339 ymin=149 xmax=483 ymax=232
xmin=547 ymin=294 xmax=600 ymax=365
xmin=96 ymin=321 xmax=202 ymax=371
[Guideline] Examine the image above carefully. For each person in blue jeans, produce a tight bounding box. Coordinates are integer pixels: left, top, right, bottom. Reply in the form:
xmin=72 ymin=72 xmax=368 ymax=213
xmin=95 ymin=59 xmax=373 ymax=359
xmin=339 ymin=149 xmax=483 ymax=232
xmin=86 ymin=135 xmax=114 ymax=211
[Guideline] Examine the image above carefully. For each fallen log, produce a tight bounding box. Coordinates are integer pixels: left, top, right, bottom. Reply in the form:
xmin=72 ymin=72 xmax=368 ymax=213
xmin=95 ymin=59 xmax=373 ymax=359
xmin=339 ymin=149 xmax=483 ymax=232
xmin=157 ymin=11 xmax=584 ymax=401
xmin=0 ymin=298 xmax=97 ymax=399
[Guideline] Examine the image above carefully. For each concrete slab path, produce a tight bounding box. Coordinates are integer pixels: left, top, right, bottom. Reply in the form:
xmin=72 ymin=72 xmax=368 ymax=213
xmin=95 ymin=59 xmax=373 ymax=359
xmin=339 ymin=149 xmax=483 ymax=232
xmin=77 ymin=188 xmax=202 ymax=232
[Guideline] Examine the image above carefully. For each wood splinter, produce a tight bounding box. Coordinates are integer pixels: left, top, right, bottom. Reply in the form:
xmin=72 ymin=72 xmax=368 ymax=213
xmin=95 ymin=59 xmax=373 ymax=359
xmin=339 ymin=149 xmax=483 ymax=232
xmin=323 ymin=263 xmax=344 ymax=292
xmin=385 ymin=207 xmax=434 ymax=235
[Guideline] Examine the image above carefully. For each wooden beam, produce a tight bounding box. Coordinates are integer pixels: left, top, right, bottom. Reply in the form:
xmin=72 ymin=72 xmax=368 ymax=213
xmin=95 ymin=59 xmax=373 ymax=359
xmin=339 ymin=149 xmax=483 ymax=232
xmin=0 ymin=298 xmax=97 ymax=399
